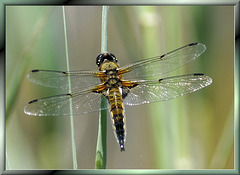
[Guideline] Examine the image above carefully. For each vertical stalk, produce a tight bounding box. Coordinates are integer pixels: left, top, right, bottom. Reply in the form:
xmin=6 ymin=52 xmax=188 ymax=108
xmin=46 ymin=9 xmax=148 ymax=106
xmin=62 ymin=6 xmax=78 ymax=169
xmin=95 ymin=6 xmax=108 ymax=169
xmin=101 ymin=6 xmax=108 ymax=53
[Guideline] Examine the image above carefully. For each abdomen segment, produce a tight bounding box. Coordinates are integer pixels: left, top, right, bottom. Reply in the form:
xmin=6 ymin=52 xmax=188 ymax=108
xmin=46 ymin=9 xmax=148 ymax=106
xmin=108 ymin=87 xmax=126 ymax=151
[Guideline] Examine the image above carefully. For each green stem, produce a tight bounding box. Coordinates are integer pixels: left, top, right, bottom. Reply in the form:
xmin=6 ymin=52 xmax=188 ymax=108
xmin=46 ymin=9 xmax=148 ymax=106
xmin=95 ymin=6 xmax=108 ymax=169
xmin=62 ymin=6 xmax=78 ymax=169
xmin=101 ymin=6 xmax=108 ymax=53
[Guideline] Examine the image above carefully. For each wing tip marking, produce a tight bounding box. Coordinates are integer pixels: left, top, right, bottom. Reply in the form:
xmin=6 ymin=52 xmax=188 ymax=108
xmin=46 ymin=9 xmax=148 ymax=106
xmin=193 ymin=73 xmax=204 ymax=76
xmin=31 ymin=69 xmax=39 ymax=73
xmin=189 ymin=42 xmax=198 ymax=46
xmin=28 ymin=99 xmax=38 ymax=104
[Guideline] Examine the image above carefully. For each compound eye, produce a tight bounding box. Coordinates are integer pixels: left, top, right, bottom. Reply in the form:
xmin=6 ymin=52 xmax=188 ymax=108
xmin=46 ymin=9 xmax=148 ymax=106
xmin=109 ymin=53 xmax=117 ymax=63
xmin=110 ymin=53 xmax=115 ymax=58
xmin=96 ymin=54 xmax=104 ymax=67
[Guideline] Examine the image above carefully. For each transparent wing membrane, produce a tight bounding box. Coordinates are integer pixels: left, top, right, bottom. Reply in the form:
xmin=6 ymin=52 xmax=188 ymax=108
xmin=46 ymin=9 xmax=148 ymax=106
xmin=24 ymin=89 xmax=109 ymax=116
xmin=123 ymin=74 xmax=212 ymax=106
xmin=27 ymin=69 xmax=102 ymax=90
xmin=120 ymin=43 xmax=206 ymax=80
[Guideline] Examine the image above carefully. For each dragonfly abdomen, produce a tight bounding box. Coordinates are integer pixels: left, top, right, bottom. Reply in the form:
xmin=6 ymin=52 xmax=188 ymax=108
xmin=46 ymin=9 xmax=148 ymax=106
xmin=108 ymin=87 xmax=126 ymax=151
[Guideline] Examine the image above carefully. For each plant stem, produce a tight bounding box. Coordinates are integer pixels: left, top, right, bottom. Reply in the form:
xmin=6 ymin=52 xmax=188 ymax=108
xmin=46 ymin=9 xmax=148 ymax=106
xmin=62 ymin=6 xmax=78 ymax=169
xmin=95 ymin=6 xmax=108 ymax=169
xmin=101 ymin=6 xmax=108 ymax=53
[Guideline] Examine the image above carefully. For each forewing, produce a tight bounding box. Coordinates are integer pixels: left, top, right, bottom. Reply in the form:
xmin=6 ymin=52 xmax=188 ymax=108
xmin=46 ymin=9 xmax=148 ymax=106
xmin=27 ymin=69 xmax=104 ymax=90
xmin=123 ymin=74 xmax=212 ymax=106
xmin=119 ymin=43 xmax=206 ymax=80
xmin=24 ymin=88 xmax=109 ymax=116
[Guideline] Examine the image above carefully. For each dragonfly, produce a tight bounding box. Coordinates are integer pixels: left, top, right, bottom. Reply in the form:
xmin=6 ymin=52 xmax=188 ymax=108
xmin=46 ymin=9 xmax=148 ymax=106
xmin=24 ymin=42 xmax=212 ymax=151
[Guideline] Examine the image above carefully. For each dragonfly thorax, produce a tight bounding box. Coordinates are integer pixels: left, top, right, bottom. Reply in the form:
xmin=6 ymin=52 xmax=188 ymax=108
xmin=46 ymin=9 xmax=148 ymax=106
xmin=98 ymin=56 xmax=122 ymax=88
xmin=105 ymin=77 xmax=121 ymax=88
xmin=103 ymin=67 xmax=122 ymax=88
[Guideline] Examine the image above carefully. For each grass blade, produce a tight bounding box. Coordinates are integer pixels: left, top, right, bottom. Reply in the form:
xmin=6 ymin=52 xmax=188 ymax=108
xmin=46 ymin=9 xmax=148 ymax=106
xmin=95 ymin=6 xmax=108 ymax=169
xmin=62 ymin=6 xmax=78 ymax=169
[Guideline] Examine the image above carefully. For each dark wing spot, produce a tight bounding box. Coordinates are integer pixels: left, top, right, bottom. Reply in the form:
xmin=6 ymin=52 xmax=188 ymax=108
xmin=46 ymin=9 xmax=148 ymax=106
xmin=131 ymin=83 xmax=138 ymax=88
xmin=189 ymin=42 xmax=198 ymax=46
xmin=31 ymin=70 xmax=39 ymax=72
xmin=62 ymin=71 xmax=67 ymax=75
xmin=159 ymin=78 xmax=163 ymax=83
xmin=194 ymin=73 xmax=204 ymax=76
xmin=122 ymin=87 xmax=130 ymax=99
xmin=160 ymin=54 xmax=166 ymax=60
xmin=29 ymin=99 xmax=38 ymax=104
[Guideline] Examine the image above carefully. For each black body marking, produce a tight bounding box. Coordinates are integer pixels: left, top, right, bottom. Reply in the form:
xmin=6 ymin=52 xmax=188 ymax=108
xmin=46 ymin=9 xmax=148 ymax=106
xmin=111 ymin=106 xmax=124 ymax=111
xmin=113 ymin=117 xmax=125 ymax=152
xmin=105 ymin=68 xmax=118 ymax=74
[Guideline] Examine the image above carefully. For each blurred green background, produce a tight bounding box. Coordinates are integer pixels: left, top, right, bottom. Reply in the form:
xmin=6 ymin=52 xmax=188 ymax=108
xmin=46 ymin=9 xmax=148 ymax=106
xmin=6 ymin=6 xmax=234 ymax=169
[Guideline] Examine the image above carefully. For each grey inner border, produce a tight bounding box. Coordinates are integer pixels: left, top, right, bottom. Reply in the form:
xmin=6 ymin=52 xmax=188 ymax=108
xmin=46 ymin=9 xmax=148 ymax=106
xmin=0 ymin=0 xmax=239 ymax=174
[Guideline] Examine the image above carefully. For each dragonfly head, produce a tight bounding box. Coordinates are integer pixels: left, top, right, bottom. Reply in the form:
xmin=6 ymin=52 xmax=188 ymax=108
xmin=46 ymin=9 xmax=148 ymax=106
xmin=96 ymin=52 xmax=118 ymax=67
